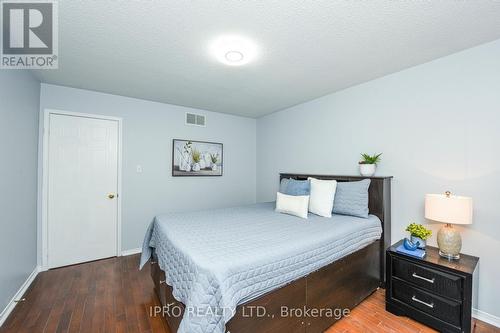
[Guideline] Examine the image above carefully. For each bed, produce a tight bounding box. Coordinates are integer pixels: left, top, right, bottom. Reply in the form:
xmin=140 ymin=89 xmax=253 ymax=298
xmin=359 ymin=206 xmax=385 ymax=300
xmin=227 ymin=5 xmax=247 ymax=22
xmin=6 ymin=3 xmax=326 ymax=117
xmin=140 ymin=174 xmax=392 ymax=333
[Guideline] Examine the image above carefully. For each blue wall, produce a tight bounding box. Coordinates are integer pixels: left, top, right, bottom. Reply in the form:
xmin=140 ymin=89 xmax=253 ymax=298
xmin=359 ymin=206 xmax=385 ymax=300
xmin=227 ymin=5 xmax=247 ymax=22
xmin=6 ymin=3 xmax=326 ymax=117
xmin=40 ymin=84 xmax=257 ymax=251
xmin=0 ymin=71 xmax=40 ymax=311
xmin=257 ymin=39 xmax=500 ymax=318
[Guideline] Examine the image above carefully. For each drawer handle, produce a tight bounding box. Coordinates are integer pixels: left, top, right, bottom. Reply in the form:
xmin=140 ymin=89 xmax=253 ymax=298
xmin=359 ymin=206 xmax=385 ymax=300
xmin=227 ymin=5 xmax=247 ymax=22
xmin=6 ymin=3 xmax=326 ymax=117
xmin=411 ymin=295 xmax=434 ymax=309
xmin=150 ymin=261 xmax=157 ymax=265
xmin=412 ymin=272 xmax=435 ymax=284
xmin=159 ymin=280 xmax=166 ymax=284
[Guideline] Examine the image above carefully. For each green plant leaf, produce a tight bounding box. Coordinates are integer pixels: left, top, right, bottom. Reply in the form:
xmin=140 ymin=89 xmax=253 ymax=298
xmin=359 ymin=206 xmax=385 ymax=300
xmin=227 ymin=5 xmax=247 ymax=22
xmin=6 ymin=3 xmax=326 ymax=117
xmin=360 ymin=153 xmax=382 ymax=164
xmin=191 ymin=148 xmax=201 ymax=163
xmin=405 ymin=223 xmax=432 ymax=240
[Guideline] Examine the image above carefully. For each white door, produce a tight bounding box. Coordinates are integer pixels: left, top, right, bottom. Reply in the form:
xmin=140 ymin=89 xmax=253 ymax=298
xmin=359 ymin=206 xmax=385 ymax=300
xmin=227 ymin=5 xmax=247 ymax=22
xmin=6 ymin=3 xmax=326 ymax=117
xmin=47 ymin=113 xmax=119 ymax=268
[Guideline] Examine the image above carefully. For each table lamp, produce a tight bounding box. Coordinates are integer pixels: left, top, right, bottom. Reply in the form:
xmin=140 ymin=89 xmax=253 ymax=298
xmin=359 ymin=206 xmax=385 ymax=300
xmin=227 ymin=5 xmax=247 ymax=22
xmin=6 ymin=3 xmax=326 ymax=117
xmin=425 ymin=191 xmax=473 ymax=260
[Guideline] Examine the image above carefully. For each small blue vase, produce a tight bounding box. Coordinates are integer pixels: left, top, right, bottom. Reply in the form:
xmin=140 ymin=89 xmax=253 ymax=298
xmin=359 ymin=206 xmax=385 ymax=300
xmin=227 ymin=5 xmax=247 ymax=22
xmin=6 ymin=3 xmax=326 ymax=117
xmin=403 ymin=238 xmax=418 ymax=251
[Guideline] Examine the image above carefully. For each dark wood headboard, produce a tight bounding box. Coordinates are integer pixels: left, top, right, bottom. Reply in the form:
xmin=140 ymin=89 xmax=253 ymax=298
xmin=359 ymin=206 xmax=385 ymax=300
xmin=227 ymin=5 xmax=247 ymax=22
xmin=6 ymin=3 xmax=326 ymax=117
xmin=280 ymin=173 xmax=393 ymax=285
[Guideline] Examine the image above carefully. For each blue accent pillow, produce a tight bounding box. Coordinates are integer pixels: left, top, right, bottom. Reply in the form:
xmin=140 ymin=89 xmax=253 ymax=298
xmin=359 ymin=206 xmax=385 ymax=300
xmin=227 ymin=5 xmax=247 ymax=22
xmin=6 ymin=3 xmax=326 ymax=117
xmin=281 ymin=179 xmax=310 ymax=196
xmin=332 ymin=179 xmax=371 ymax=218
xmin=279 ymin=178 xmax=290 ymax=193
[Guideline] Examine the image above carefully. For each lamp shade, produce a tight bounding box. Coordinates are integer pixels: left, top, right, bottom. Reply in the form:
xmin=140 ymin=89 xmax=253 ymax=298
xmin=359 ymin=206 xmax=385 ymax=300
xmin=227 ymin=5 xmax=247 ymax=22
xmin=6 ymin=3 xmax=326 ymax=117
xmin=425 ymin=193 xmax=473 ymax=225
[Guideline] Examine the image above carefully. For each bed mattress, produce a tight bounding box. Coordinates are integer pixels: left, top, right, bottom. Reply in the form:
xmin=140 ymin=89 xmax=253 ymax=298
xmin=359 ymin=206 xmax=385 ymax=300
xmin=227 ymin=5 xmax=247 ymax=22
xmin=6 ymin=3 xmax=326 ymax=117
xmin=140 ymin=202 xmax=382 ymax=333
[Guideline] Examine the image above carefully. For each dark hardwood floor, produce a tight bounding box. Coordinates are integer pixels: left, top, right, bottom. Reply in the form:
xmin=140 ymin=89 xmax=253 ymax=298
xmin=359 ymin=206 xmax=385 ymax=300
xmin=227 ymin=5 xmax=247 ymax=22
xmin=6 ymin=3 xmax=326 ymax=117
xmin=1 ymin=254 xmax=498 ymax=333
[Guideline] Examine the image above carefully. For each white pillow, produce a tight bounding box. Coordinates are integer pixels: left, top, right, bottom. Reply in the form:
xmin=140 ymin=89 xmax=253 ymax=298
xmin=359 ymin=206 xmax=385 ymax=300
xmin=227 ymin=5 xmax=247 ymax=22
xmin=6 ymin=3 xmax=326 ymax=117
xmin=275 ymin=192 xmax=309 ymax=219
xmin=308 ymin=177 xmax=337 ymax=217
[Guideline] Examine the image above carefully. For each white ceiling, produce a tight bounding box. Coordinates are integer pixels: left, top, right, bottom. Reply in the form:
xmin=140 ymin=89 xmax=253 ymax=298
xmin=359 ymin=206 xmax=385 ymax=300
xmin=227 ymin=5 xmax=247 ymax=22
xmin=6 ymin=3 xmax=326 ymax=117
xmin=33 ymin=1 xmax=500 ymax=118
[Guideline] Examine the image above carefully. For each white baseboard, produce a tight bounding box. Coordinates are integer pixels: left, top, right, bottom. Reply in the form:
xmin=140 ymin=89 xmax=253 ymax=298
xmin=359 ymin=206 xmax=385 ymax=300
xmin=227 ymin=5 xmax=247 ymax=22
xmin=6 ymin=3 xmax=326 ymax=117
xmin=121 ymin=247 xmax=141 ymax=256
xmin=0 ymin=266 xmax=41 ymax=328
xmin=473 ymin=308 xmax=500 ymax=328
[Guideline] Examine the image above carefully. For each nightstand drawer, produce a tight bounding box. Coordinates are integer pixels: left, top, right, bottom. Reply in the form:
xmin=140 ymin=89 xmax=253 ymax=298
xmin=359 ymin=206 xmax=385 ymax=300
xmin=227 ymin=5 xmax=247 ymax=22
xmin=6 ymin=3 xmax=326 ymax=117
xmin=392 ymin=279 xmax=462 ymax=327
xmin=392 ymin=257 xmax=462 ymax=300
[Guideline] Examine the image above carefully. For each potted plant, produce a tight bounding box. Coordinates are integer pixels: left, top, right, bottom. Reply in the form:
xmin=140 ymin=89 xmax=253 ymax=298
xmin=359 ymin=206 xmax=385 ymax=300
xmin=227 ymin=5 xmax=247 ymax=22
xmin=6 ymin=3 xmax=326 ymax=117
xmin=359 ymin=153 xmax=382 ymax=176
xmin=210 ymin=153 xmax=219 ymax=171
xmin=191 ymin=149 xmax=201 ymax=172
xmin=406 ymin=223 xmax=432 ymax=249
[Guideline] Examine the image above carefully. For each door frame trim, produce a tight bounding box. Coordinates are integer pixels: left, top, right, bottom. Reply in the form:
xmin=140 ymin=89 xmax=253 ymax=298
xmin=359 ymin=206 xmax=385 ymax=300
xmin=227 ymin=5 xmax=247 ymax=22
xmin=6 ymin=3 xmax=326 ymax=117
xmin=40 ymin=109 xmax=123 ymax=270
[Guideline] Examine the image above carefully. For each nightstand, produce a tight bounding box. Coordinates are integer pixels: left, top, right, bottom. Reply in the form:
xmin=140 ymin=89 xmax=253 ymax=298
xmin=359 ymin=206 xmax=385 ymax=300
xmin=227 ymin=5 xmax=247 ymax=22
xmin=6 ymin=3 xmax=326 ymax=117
xmin=386 ymin=240 xmax=479 ymax=333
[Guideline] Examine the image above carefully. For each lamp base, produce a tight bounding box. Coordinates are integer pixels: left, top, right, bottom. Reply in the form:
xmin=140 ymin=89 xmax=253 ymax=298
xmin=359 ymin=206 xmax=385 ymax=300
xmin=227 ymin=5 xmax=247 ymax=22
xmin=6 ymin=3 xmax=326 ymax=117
xmin=439 ymin=250 xmax=460 ymax=260
xmin=437 ymin=223 xmax=462 ymax=261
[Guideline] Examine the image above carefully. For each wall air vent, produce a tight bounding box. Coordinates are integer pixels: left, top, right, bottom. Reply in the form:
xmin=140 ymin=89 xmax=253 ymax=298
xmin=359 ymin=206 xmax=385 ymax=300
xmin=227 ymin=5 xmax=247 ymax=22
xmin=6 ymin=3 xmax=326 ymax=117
xmin=186 ymin=112 xmax=206 ymax=127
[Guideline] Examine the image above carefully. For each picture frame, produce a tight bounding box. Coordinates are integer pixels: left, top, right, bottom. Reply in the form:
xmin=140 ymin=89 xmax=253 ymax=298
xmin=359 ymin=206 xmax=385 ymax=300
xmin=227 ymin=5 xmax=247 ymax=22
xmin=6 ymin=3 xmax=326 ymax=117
xmin=172 ymin=139 xmax=223 ymax=177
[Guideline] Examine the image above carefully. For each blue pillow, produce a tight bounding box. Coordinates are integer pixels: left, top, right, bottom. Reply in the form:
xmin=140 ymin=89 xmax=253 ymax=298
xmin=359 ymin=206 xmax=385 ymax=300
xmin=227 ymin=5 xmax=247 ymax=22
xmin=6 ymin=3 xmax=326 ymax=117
xmin=283 ymin=179 xmax=310 ymax=196
xmin=332 ymin=179 xmax=370 ymax=218
xmin=279 ymin=178 xmax=290 ymax=193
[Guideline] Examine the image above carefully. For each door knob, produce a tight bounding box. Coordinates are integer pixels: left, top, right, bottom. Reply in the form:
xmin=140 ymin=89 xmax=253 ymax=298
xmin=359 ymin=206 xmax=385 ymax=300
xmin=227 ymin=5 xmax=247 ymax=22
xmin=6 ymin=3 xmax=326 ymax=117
xmin=108 ymin=193 xmax=115 ymax=199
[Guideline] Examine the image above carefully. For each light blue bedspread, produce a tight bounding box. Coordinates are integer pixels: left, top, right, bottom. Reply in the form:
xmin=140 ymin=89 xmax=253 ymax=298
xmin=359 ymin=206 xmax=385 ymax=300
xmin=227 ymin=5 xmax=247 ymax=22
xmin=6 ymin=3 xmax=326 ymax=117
xmin=140 ymin=202 xmax=382 ymax=333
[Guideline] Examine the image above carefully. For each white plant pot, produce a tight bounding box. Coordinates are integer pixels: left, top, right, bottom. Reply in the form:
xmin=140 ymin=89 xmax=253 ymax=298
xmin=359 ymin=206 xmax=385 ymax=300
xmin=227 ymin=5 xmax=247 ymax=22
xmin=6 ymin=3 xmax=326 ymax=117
xmin=211 ymin=163 xmax=218 ymax=171
xmin=192 ymin=163 xmax=201 ymax=172
xmin=411 ymin=236 xmax=426 ymax=249
xmin=180 ymin=161 xmax=191 ymax=172
xmin=359 ymin=163 xmax=376 ymax=177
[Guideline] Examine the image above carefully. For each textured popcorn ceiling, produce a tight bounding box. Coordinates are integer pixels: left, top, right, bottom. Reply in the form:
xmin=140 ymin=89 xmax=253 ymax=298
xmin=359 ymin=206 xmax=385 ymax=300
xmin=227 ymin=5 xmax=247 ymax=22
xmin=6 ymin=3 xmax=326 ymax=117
xmin=33 ymin=1 xmax=500 ymax=118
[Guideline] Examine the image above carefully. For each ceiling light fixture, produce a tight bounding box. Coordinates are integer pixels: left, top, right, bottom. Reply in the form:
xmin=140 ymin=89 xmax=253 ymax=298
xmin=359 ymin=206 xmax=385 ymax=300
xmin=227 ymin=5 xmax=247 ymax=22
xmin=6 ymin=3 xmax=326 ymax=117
xmin=210 ymin=35 xmax=258 ymax=66
xmin=225 ymin=50 xmax=244 ymax=62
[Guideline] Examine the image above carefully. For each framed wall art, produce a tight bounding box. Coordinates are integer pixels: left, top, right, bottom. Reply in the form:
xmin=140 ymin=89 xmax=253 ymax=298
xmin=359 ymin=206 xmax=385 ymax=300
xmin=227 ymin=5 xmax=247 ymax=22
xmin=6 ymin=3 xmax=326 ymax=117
xmin=172 ymin=139 xmax=223 ymax=176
